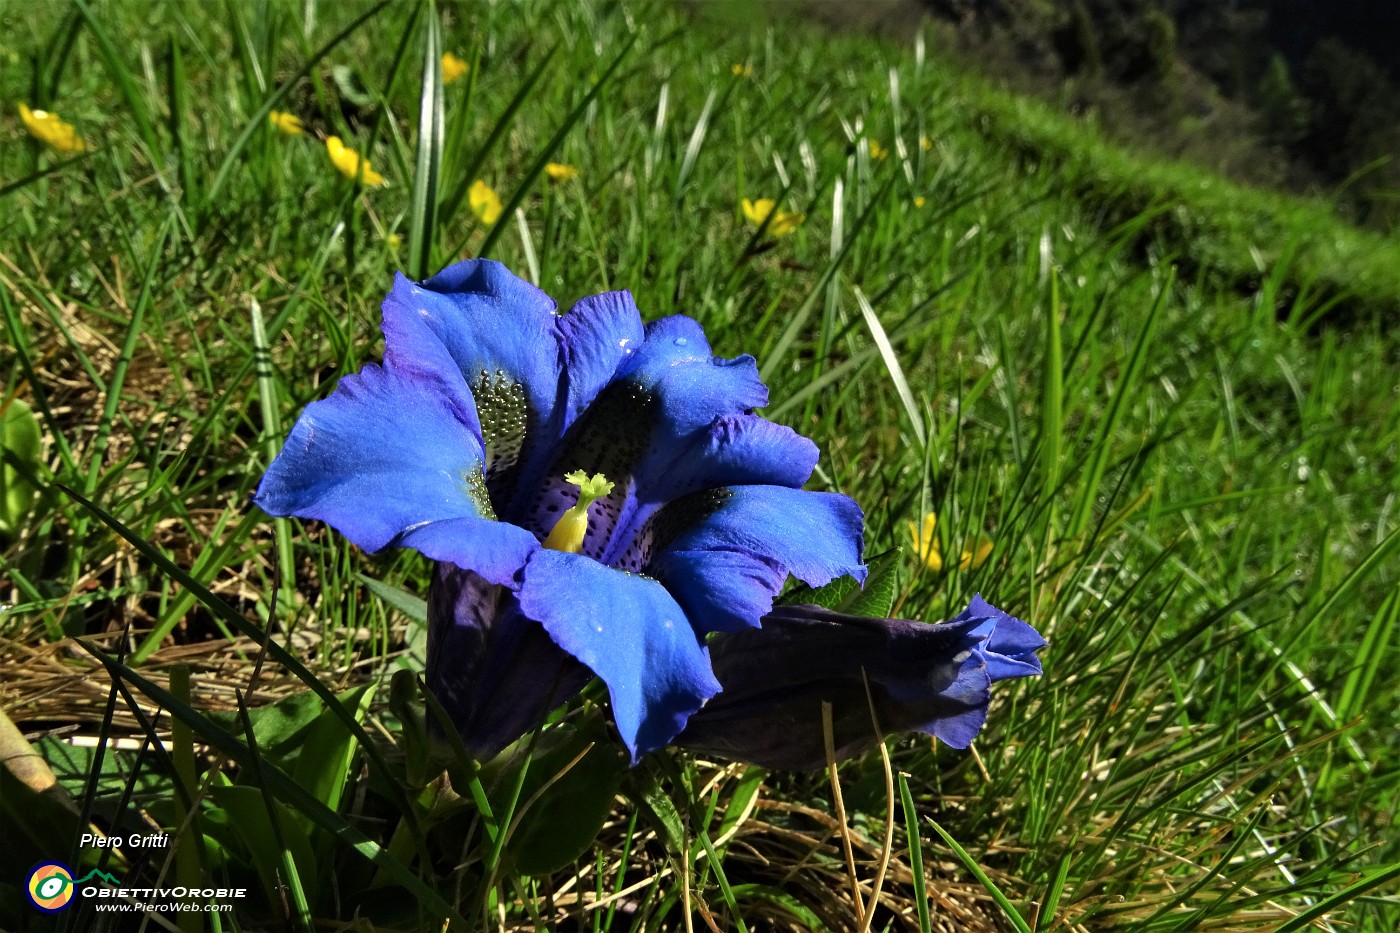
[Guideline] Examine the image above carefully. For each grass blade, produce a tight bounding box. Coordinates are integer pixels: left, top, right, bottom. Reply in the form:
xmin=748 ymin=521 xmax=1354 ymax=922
xmin=897 ymin=773 xmax=932 ymax=933
xmin=927 ymin=819 xmax=1033 ymax=933
xmin=55 ymin=482 xmax=429 ymax=852
xmin=1270 ymin=861 xmax=1400 ymax=933
xmin=206 ymin=2 xmax=390 ymax=205
xmin=475 ymin=32 xmax=638 ymax=260
xmin=74 ymin=639 xmax=468 ymax=930
xmin=72 ymin=0 xmax=161 ymax=156
xmin=853 ymin=285 xmax=926 ymax=449
xmin=407 ymin=0 xmax=444 ymax=280
xmin=1067 ymin=267 xmax=1171 ymax=537
xmin=440 ymin=44 xmax=559 ymax=228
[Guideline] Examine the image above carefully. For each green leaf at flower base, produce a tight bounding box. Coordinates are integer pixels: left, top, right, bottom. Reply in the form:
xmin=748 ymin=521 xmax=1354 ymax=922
xmin=626 ymin=758 xmax=686 ymax=856
xmin=292 ymin=682 xmax=377 ymax=815
xmin=207 ymin=780 xmax=318 ymax=913
xmin=206 ymin=690 xmax=325 ymax=758
xmin=38 ymin=736 xmax=173 ymax=800
xmin=488 ymin=720 xmax=627 ymax=876
xmin=0 ymin=398 xmax=42 ymax=538
xmin=781 ymin=548 xmax=900 ymax=619
xmin=357 ymin=575 xmax=428 ymax=624
xmin=204 ymin=682 xmax=376 ymax=799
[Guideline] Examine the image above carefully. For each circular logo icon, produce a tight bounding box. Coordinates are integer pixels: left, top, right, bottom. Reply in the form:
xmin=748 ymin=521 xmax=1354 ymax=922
xmin=27 ymin=862 xmax=76 ymax=913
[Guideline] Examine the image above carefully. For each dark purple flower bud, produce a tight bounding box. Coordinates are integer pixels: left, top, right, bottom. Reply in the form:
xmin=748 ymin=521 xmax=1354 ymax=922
xmin=674 ymin=594 xmax=1045 ymax=770
xmin=426 ymin=563 xmax=591 ymax=761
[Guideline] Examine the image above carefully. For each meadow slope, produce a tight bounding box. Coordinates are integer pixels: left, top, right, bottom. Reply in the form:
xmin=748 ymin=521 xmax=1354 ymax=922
xmin=2 ymin=1 xmax=1397 ymax=930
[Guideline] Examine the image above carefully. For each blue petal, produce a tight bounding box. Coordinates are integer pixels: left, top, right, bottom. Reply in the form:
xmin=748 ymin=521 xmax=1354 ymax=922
xmin=557 ymin=290 xmax=646 ymax=425
xmin=383 ymin=262 xmax=561 ymax=413
xmin=427 ymin=565 xmax=591 ymax=760
xmin=518 ymin=549 xmax=722 ymax=760
xmin=381 ymin=261 xmax=565 ymax=503
xmin=926 ymin=703 xmax=991 ymax=749
xmin=495 ymin=288 xmax=645 ymax=525
xmin=616 ymin=316 xmax=769 ymax=433
xmin=601 ymin=415 xmax=819 ymax=567
xmin=397 ymin=517 xmax=538 ymax=588
xmin=957 ymin=595 xmax=1047 ymax=681
xmin=647 ymin=486 xmax=867 ymax=634
xmin=513 ymin=314 xmax=772 ymax=557
xmin=675 ymin=604 xmax=999 ymax=768
xmin=254 ymin=362 xmax=534 ymax=585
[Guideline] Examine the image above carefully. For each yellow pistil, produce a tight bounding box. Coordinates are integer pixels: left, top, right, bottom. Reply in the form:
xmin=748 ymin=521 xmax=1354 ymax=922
xmin=18 ymin=103 xmax=85 ymax=153
xmin=543 ymin=471 xmax=615 ymax=554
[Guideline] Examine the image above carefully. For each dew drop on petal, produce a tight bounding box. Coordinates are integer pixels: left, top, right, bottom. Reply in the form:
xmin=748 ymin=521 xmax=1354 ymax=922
xmin=673 ymin=337 xmax=688 ymax=346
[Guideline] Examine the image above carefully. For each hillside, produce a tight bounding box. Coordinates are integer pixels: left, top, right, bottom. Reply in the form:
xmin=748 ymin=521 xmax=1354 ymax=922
xmin=2 ymin=2 xmax=1396 ymax=930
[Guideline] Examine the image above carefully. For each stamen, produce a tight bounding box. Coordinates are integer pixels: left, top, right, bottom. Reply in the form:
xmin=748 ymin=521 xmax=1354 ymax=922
xmin=542 ymin=471 xmax=615 ymax=554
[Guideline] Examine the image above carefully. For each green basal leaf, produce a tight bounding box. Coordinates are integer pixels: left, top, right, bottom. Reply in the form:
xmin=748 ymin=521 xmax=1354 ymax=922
xmin=292 ymin=682 xmax=377 ymax=815
xmin=0 ymin=398 xmax=42 ymax=537
xmin=781 ymin=548 xmax=900 ymax=619
xmin=487 ymin=719 xmax=626 ymax=876
xmin=205 ymin=690 xmax=326 ymax=759
xmin=845 ymin=549 xmax=902 ymax=619
xmin=627 ymin=757 xmax=686 ymax=856
xmin=39 ymin=736 xmax=173 ymax=800
xmin=207 ymin=783 xmax=318 ymax=911
xmin=362 ymin=568 xmax=429 ymax=615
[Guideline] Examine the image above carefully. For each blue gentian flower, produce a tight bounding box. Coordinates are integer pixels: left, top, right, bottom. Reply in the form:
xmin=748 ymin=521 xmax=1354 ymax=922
xmin=254 ymin=260 xmax=866 ymax=761
xmin=675 ymin=595 xmax=1046 ymax=770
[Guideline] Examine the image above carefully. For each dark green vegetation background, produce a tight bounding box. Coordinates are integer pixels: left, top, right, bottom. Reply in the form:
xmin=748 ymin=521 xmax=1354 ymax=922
xmin=2 ymin=1 xmax=1397 ymax=930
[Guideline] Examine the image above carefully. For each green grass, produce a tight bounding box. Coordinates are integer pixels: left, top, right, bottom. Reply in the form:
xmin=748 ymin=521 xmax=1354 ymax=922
xmin=2 ymin=1 xmax=1397 ymax=930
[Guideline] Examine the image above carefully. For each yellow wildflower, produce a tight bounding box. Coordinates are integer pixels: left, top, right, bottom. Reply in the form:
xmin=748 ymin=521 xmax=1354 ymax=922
xmin=731 ymin=63 xmax=754 ymax=78
xmin=909 ymin=513 xmax=992 ymax=573
xmin=325 ymin=136 xmax=386 ymax=186
xmin=740 ymin=197 xmax=803 ymax=237
xmin=919 ymin=135 xmax=933 ymax=152
xmin=469 ymin=179 xmax=503 ymax=224
xmin=914 ymin=195 xmax=927 ymax=209
xmin=268 ymin=110 xmax=304 ymax=135
xmin=868 ymin=139 xmax=887 ymax=160
xmin=442 ymin=51 xmax=469 ymax=85
xmin=18 ymin=103 xmax=85 ymax=153
xmin=545 ymin=162 xmax=578 ymax=182
xmin=386 ymin=233 xmax=402 ymax=251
